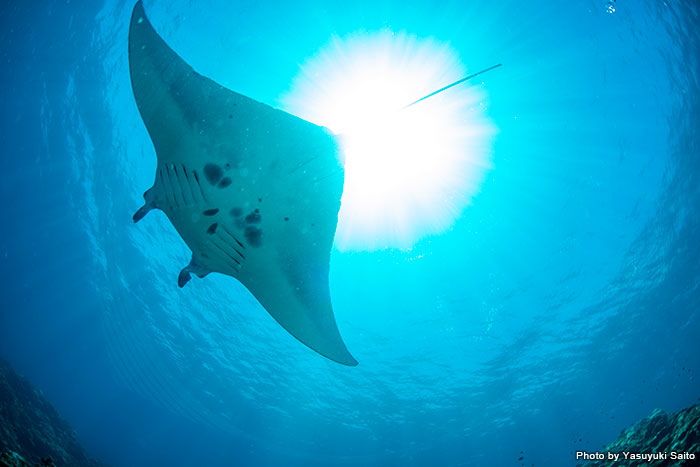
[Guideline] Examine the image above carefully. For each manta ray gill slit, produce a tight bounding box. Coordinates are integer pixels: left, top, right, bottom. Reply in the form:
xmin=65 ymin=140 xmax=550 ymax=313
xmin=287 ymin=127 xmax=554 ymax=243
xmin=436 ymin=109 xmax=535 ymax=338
xmin=281 ymin=31 xmax=498 ymax=251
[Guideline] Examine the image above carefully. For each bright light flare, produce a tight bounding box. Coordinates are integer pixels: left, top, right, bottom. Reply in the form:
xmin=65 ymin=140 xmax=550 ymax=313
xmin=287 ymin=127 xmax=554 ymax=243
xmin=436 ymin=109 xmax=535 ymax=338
xmin=281 ymin=31 xmax=496 ymax=251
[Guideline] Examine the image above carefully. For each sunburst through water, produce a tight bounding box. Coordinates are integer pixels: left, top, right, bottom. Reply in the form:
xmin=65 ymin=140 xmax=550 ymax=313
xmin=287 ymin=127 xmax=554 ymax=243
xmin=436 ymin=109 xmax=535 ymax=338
xmin=281 ymin=31 xmax=499 ymax=251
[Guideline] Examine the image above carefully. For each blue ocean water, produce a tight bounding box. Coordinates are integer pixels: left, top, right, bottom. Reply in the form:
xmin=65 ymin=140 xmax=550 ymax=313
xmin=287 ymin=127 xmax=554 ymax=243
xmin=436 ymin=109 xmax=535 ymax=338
xmin=1 ymin=0 xmax=698 ymax=466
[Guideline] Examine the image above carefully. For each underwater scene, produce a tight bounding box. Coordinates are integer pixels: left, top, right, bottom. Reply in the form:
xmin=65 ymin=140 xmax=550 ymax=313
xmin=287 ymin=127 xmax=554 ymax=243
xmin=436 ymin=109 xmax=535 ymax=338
xmin=1 ymin=0 xmax=699 ymax=466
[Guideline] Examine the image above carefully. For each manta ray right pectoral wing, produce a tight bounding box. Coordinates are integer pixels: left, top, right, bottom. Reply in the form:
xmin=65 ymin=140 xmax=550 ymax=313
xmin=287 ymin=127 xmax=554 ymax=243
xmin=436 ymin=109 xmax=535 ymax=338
xmin=128 ymin=1 xmax=357 ymax=366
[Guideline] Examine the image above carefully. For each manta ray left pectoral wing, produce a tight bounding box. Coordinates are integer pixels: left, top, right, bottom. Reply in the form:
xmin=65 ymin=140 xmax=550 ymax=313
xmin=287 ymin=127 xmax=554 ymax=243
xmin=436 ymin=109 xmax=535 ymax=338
xmin=128 ymin=1 xmax=357 ymax=366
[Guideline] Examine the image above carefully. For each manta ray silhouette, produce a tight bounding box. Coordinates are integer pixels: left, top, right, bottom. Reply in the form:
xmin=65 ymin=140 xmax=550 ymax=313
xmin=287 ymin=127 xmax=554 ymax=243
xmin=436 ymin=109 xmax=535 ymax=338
xmin=128 ymin=1 xmax=357 ymax=365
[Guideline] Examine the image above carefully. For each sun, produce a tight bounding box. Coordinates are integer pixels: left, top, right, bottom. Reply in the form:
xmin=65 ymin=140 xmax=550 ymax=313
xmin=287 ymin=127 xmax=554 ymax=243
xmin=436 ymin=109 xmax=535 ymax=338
xmin=280 ymin=31 xmax=497 ymax=251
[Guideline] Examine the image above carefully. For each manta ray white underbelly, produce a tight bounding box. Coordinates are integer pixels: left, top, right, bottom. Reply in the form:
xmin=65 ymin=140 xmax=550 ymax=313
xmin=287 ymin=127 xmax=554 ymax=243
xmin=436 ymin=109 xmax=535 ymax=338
xmin=128 ymin=1 xmax=356 ymax=365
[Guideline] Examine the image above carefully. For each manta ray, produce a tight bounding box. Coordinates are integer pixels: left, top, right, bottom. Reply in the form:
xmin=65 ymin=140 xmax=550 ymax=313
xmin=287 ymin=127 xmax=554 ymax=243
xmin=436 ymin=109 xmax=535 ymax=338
xmin=128 ymin=1 xmax=356 ymax=365
xmin=128 ymin=0 xmax=500 ymax=366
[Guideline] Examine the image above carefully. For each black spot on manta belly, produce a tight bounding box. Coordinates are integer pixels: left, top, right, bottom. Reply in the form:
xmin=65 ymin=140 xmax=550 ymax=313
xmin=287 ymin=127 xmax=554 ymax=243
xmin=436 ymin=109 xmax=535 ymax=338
xmin=244 ymin=226 xmax=262 ymax=247
xmin=204 ymin=163 xmax=223 ymax=185
xmin=218 ymin=177 xmax=232 ymax=188
xmin=206 ymin=223 xmax=218 ymax=234
xmin=203 ymin=208 xmax=219 ymax=216
xmin=245 ymin=210 xmax=261 ymax=224
xmin=230 ymin=207 xmax=243 ymax=217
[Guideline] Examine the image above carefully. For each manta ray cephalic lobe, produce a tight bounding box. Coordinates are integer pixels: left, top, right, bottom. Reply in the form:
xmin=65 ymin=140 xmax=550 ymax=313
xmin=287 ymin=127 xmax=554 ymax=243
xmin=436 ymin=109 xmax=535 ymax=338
xmin=128 ymin=1 xmax=357 ymax=365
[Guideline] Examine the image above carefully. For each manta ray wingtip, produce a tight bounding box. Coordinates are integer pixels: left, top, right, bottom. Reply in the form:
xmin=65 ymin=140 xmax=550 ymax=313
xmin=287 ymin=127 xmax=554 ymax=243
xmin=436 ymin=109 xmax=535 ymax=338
xmin=334 ymin=353 xmax=358 ymax=366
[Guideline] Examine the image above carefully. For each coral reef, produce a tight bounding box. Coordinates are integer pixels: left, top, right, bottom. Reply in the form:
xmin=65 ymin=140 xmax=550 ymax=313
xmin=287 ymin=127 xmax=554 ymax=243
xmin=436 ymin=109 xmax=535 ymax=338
xmin=580 ymin=403 xmax=699 ymax=466
xmin=0 ymin=358 xmax=105 ymax=467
